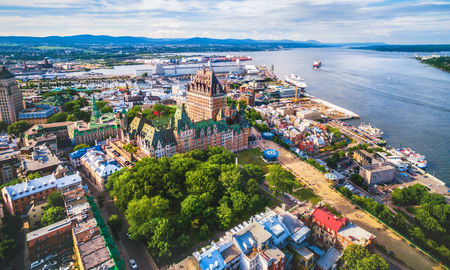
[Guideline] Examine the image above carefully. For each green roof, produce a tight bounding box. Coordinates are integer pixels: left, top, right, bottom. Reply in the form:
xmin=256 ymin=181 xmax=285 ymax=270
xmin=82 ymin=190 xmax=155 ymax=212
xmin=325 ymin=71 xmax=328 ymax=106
xmin=0 ymin=66 xmax=14 ymax=79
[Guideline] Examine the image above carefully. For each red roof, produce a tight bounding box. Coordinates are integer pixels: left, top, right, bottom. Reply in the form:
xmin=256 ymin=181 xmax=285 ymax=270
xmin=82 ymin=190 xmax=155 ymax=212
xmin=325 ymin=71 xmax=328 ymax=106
xmin=311 ymin=206 xmax=348 ymax=233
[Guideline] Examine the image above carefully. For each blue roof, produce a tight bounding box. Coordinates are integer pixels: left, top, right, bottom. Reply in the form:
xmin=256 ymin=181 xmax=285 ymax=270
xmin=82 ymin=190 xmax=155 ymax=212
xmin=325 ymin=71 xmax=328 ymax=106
xmin=198 ymin=247 xmax=226 ymax=270
xmin=264 ymin=149 xmax=279 ymax=159
xmin=234 ymin=231 xmax=256 ymax=254
xmin=69 ymin=145 xmax=102 ymax=159
xmin=261 ymin=216 xmax=290 ymax=246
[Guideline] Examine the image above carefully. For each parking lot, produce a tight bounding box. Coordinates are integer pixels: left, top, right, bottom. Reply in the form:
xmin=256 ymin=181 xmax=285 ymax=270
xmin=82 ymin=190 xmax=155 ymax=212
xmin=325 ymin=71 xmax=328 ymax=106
xmin=30 ymin=248 xmax=74 ymax=270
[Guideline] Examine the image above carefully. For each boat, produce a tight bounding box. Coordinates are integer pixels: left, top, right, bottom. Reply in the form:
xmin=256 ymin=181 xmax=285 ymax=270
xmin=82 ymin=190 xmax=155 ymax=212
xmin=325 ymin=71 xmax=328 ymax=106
xmin=284 ymin=74 xmax=307 ymax=89
xmin=313 ymin=60 xmax=322 ymax=69
xmin=396 ymin=147 xmax=428 ymax=168
xmin=358 ymin=123 xmax=384 ymax=138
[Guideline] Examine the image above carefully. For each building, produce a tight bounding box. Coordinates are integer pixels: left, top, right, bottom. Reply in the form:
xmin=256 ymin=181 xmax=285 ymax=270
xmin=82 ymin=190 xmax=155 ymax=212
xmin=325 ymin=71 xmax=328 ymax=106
xmin=296 ymin=110 xmax=322 ymax=121
xmin=125 ymin=104 xmax=250 ymax=159
xmin=0 ymin=148 xmax=20 ymax=185
xmin=80 ymin=149 xmax=122 ymax=190
xmin=353 ymin=149 xmax=376 ymax=166
xmin=68 ymin=97 xmax=122 ymax=146
xmin=27 ymin=200 xmax=48 ymax=228
xmin=316 ymin=247 xmax=342 ymax=270
xmin=171 ymin=209 xmax=309 ymax=270
xmin=186 ymin=69 xmax=226 ymax=122
xmin=240 ymin=93 xmax=255 ymax=107
xmin=0 ymin=66 xmax=24 ymax=124
xmin=1 ymin=172 xmax=82 ymax=215
xmin=360 ymin=162 xmax=395 ymax=185
xmin=69 ymin=145 xmax=102 ymax=168
xmin=18 ymin=105 xmax=59 ymax=124
xmin=19 ymin=145 xmax=62 ymax=176
xmin=309 ymin=206 xmax=375 ymax=251
xmin=23 ymin=122 xmax=74 ymax=155
xmin=26 ymin=218 xmax=73 ymax=260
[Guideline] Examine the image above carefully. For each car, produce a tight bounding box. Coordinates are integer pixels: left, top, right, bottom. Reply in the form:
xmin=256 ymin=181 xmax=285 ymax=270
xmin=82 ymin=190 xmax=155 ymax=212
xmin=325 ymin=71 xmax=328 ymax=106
xmin=43 ymin=261 xmax=58 ymax=270
xmin=45 ymin=253 xmax=57 ymax=261
xmin=30 ymin=259 xmax=45 ymax=269
xmin=129 ymin=258 xmax=138 ymax=269
xmin=61 ymin=256 xmax=72 ymax=264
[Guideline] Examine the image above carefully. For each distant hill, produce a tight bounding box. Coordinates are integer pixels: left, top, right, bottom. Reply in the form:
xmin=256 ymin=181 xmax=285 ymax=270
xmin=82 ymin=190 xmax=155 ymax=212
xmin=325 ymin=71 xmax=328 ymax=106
xmin=0 ymin=34 xmax=384 ymax=47
xmin=352 ymin=44 xmax=450 ymax=52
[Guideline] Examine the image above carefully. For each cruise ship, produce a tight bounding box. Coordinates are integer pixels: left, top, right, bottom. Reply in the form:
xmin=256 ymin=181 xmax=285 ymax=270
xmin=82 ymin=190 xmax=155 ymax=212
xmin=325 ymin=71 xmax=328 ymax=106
xmin=284 ymin=74 xmax=308 ymax=89
xmin=313 ymin=60 xmax=322 ymax=69
xmin=358 ymin=123 xmax=384 ymax=138
xmin=396 ymin=148 xmax=428 ymax=168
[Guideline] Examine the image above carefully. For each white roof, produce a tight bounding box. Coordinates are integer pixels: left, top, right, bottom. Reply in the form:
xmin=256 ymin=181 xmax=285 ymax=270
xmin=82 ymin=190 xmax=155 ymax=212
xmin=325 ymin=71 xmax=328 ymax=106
xmin=81 ymin=149 xmax=122 ymax=178
xmin=3 ymin=172 xmax=81 ymax=200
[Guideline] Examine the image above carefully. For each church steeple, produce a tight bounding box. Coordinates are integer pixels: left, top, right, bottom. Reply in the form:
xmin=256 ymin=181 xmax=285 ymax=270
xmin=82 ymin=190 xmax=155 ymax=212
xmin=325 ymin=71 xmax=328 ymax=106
xmin=91 ymin=95 xmax=101 ymax=120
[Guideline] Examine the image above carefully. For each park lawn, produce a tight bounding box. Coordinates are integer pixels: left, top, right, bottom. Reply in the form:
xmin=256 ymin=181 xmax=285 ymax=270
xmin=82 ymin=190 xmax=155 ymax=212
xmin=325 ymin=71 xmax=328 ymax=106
xmin=237 ymin=148 xmax=269 ymax=173
xmin=292 ymin=188 xmax=322 ymax=204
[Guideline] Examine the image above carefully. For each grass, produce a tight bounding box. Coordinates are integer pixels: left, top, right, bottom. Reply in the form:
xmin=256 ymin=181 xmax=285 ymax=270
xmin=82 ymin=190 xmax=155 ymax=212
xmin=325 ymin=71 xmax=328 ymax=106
xmin=237 ymin=148 xmax=269 ymax=173
xmin=292 ymin=187 xmax=322 ymax=204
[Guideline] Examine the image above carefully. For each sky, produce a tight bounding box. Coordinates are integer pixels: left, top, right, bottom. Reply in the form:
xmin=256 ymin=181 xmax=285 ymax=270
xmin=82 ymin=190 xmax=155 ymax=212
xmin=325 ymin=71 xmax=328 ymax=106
xmin=0 ymin=0 xmax=449 ymax=44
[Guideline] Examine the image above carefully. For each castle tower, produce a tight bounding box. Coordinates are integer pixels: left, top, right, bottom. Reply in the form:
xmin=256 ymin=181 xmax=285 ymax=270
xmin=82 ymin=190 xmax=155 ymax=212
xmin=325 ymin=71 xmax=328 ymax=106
xmin=186 ymin=68 xmax=226 ymax=122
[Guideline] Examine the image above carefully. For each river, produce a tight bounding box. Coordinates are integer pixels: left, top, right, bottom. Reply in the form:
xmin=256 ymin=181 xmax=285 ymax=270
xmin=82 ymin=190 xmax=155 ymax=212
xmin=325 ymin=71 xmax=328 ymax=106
xmin=245 ymin=48 xmax=450 ymax=183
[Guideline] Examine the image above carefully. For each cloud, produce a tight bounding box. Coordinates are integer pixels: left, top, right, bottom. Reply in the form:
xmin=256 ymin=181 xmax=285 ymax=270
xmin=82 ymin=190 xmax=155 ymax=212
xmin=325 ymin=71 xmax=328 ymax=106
xmin=0 ymin=0 xmax=448 ymax=43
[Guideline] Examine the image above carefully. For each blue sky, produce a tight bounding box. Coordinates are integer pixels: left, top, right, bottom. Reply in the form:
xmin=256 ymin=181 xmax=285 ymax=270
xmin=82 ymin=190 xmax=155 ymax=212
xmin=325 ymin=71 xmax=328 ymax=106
xmin=0 ymin=0 xmax=449 ymax=44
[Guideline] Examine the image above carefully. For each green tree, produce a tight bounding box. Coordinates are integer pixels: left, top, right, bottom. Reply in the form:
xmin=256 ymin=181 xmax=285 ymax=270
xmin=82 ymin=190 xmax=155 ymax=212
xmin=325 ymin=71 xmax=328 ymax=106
xmin=123 ymin=143 xmax=138 ymax=155
xmin=217 ymin=201 xmax=233 ymax=229
xmin=27 ymin=172 xmax=41 ymax=180
xmin=107 ymin=214 xmax=123 ymax=236
xmin=340 ymin=245 xmax=388 ymax=270
xmin=97 ymin=194 xmax=105 ymax=208
xmin=0 ymin=121 xmax=7 ymax=132
xmin=266 ymin=164 xmax=296 ymax=196
xmin=349 ymin=174 xmax=364 ymax=186
xmin=199 ymin=224 xmax=209 ymax=240
xmin=127 ymin=105 xmax=142 ymax=121
xmin=7 ymin=121 xmax=32 ymax=136
xmin=148 ymin=218 xmax=173 ymax=258
xmin=46 ymin=112 xmax=69 ymax=123
xmin=230 ymin=190 xmax=248 ymax=216
xmin=0 ymin=238 xmax=16 ymax=264
xmin=47 ymin=191 xmax=64 ymax=208
xmin=180 ymin=195 xmax=205 ymax=225
xmin=73 ymin=143 xmax=89 ymax=151
xmin=101 ymin=106 xmax=113 ymax=113
xmin=41 ymin=206 xmax=66 ymax=226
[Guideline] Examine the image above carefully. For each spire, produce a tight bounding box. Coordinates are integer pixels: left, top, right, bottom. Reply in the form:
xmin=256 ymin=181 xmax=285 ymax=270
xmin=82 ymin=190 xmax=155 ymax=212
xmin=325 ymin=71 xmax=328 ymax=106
xmin=91 ymin=95 xmax=101 ymax=120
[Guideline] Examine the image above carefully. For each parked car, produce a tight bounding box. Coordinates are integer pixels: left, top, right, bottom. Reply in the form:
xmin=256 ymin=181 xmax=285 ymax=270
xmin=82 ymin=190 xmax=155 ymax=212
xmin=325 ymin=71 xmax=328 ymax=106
xmin=43 ymin=261 xmax=58 ymax=270
xmin=30 ymin=259 xmax=44 ymax=269
xmin=45 ymin=253 xmax=57 ymax=261
xmin=129 ymin=258 xmax=138 ymax=269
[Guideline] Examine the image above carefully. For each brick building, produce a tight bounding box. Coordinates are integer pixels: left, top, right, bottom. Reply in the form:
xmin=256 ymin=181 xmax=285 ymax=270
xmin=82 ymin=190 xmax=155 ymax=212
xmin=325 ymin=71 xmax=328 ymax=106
xmin=186 ymin=69 xmax=226 ymax=122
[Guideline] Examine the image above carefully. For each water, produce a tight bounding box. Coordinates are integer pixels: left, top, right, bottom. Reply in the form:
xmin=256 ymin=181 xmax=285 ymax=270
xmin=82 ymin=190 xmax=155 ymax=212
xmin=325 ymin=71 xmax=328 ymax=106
xmin=244 ymin=48 xmax=450 ymax=183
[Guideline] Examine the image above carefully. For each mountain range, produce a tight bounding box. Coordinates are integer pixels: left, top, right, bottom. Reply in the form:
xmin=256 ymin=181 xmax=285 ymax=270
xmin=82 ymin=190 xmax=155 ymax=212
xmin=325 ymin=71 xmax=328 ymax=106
xmin=0 ymin=34 xmax=386 ymax=47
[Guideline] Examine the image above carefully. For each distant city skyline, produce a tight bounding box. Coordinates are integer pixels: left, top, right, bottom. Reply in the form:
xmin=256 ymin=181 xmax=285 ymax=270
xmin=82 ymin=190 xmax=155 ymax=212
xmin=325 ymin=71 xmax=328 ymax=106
xmin=0 ymin=0 xmax=449 ymax=44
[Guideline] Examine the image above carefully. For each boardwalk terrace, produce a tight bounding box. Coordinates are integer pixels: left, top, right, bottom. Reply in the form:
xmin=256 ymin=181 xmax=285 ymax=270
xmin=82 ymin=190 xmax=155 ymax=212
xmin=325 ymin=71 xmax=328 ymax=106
xmin=186 ymin=69 xmax=227 ymax=122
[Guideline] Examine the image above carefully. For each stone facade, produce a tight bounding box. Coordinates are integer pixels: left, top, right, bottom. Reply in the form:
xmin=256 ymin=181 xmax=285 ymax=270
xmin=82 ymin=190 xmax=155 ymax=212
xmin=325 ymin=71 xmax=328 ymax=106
xmin=0 ymin=66 xmax=24 ymax=125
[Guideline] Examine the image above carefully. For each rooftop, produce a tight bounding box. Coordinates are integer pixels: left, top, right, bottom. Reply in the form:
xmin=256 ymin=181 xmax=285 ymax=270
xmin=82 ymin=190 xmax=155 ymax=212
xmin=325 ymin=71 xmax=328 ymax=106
xmin=362 ymin=162 xmax=395 ymax=172
xmin=79 ymin=236 xmax=114 ymax=270
xmin=297 ymin=247 xmax=314 ymax=261
xmin=338 ymin=222 xmax=375 ymax=245
xmin=3 ymin=172 xmax=82 ymax=200
xmin=21 ymin=146 xmax=61 ymax=172
xmin=26 ymin=218 xmax=72 ymax=242
xmin=316 ymin=247 xmax=342 ymax=270
xmin=311 ymin=206 xmax=348 ymax=233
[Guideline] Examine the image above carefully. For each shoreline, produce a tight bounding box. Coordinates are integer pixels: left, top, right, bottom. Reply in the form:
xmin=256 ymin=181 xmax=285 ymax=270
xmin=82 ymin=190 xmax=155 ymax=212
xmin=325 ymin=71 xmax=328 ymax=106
xmin=306 ymin=94 xmax=360 ymax=119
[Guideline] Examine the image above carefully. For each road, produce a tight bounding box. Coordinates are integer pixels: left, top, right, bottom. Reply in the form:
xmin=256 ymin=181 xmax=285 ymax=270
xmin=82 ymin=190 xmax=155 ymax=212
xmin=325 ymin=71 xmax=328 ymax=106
xmin=83 ymin=173 xmax=159 ymax=270
xmin=256 ymin=137 xmax=442 ymax=270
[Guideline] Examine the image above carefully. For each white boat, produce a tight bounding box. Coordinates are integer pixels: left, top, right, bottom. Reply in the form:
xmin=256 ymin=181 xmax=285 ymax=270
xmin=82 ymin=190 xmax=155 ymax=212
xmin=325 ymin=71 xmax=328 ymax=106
xmin=284 ymin=74 xmax=307 ymax=89
xmin=358 ymin=123 xmax=384 ymax=138
xmin=313 ymin=60 xmax=322 ymax=69
xmin=397 ymin=148 xmax=428 ymax=168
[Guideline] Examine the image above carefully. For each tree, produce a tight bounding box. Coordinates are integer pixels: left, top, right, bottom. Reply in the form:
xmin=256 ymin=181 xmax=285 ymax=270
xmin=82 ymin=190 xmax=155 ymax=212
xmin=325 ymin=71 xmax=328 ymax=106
xmin=46 ymin=112 xmax=69 ymax=123
xmin=107 ymin=215 xmax=123 ymax=237
xmin=48 ymin=191 xmax=64 ymax=208
xmin=7 ymin=121 xmax=32 ymax=136
xmin=2 ymin=214 xmax=21 ymax=236
xmin=126 ymin=105 xmax=142 ymax=121
xmin=340 ymin=245 xmax=388 ymax=270
xmin=242 ymin=164 xmax=265 ymax=183
xmin=0 ymin=121 xmax=7 ymax=132
xmin=266 ymin=164 xmax=296 ymax=196
xmin=349 ymin=174 xmax=364 ymax=187
xmin=27 ymin=172 xmax=41 ymax=180
xmin=73 ymin=143 xmax=89 ymax=151
xmin=230 ymin=190 xmax=248 ymax=216
xmin=97 ymin=194 xmax=105 ymax=208
xmin=0 ymin=238 xmax=16 ymax=264
xmin=101 ymin=106 xmax=113 ymax=113
xmin=217 ymin=201 xmax=233 ymax=229
xmin=41 ymin=206 xmax=66 ymax=226
xmin=180 ymin=195 xmax=205 ymax=225
xmin=148 ymin=218 xmax=173 ymax=258
xmin=123 ymin=143 xmax=138 ymax=154
xmin=200 ymin=224 xmax=209 ymax=240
